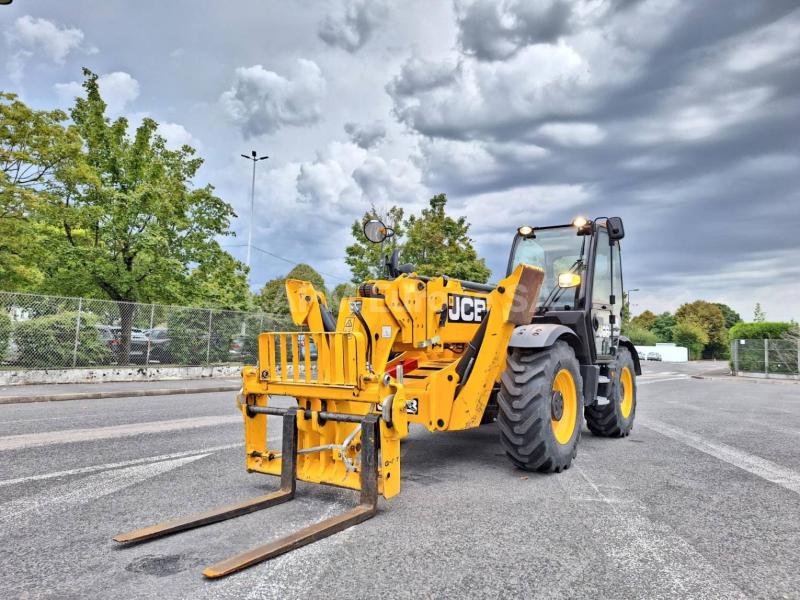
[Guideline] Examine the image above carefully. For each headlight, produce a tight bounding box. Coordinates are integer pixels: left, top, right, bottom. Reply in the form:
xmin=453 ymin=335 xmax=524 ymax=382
xmin=558 ymin=272 xmax=582 ymax=288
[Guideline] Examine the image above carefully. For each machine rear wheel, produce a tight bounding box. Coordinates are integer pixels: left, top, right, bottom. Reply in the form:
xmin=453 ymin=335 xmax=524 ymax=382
xmin=497 ymin=341 xmax=583 ymax=473
xmin=585 ymin=346 xmax=636 ymax=437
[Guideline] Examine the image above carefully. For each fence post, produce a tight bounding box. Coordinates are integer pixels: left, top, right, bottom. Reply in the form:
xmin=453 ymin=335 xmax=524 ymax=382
xmin=144 ymin=303 xmax=155 ymax=367
xmin=731 ymin=340 xmax=737 ymax=375
xmin=764 ymin=338 xmax=769 ymax=377
xmin=206 ymin=309 xmax=213 ymax=365
xmin=71 ymin=298 xmax=83 ymax=368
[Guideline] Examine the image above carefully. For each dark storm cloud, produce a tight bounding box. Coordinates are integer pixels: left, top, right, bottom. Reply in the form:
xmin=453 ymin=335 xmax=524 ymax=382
xmin=455 ymin=0 xmax=573 ymax=60
xmin=384 ymin=1 xmax=800 ymax=317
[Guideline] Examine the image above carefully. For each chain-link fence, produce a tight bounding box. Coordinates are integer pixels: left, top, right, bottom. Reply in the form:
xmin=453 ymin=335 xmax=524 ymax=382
xmin=731 ymin=338 xmax=800 ymax=377
xmin=0 ymin=291 xmax=295 ymax=370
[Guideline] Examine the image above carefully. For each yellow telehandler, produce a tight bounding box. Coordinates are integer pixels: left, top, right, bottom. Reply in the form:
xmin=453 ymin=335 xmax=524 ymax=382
xmin=115 ymin=216 xmax=640 ymax=578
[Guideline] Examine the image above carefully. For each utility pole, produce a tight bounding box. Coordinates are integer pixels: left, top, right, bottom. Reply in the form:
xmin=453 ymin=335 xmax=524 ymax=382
xmin=240 ymin=150 xmax=269 ymax=279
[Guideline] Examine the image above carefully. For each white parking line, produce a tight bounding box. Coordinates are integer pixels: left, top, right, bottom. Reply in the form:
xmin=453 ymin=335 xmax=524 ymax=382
xmin=0 ymin=453 xmax=210 ymax=525
xmin=557 ymin=465 xmax=747 ymax=598
xmin=641 ymin=418 xmax=800 ymax=495
xmin=638 ymin=376 xmax=689 ymax=385
xmin=0 ymin=443 xmax=243 ymax=487
xmin=0 ymin=414 xmax=242 ymax=452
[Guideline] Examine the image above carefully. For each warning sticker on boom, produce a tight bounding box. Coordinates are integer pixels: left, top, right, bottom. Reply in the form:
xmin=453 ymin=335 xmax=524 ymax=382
xmin=447 ymin=293 xmax=487 ymax=324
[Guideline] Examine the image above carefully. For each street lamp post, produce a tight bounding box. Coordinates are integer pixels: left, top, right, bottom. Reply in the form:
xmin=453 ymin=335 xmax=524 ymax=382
xmin=240 ymin=150 xmax=269 ymax=278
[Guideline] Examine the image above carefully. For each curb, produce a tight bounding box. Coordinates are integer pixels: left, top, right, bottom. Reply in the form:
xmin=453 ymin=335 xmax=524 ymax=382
xmin=691 ymin=374 xmax=800 ymax=385
xmin=0 ymin=384 xmax=241 ymax=405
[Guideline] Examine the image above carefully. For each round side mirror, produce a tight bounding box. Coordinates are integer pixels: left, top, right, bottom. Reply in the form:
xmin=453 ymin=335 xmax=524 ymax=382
xmin=363 ymin=219 xmax=393 ymax=244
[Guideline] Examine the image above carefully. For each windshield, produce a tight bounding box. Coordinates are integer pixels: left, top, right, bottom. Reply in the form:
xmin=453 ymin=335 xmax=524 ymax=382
xmin=509 ymin=226 xmax=586 ymax=310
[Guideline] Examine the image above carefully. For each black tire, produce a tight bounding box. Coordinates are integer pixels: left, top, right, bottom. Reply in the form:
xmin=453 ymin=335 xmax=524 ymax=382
xmin=497 ymin=341 xmax=583 ymax=473
xmin=585 ymin=346 xmax=636 ymax=437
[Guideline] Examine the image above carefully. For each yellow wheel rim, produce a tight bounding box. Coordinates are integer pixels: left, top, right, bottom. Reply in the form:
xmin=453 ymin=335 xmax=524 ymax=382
xmin=551 ymin=368 xmax=578 ymax=445
xmin=620 ymin=366 xmax=634 ymax=419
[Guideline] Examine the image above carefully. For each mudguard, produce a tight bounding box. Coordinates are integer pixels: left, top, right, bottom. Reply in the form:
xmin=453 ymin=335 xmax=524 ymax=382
xmin=618 ymin=335 xmax=642 ymax=375
xmin=507 ymin=323 xmax=579 ymax=349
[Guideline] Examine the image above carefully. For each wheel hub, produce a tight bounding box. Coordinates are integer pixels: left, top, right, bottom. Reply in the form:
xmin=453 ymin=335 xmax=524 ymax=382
xmin=551 ymin=390 xmax=564 ymax=421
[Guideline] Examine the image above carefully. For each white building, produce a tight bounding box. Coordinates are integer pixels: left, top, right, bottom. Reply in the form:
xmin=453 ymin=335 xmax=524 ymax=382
xmin=633 ymin=342 xmax=688 ymax=362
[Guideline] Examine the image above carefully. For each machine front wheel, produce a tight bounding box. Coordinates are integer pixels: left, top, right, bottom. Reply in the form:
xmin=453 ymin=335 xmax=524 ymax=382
xmin=497 ymin=341 xmax=583 ymax=473
xmin=585 ymin=346 xmax=637 ymax=437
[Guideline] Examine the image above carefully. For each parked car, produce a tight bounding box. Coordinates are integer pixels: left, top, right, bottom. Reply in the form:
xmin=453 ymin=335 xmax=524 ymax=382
xmin=638 ymin=351 xmax=646 ymax=361
xmin=646 ymin=351 xmax=662 ymax=361
xmin=298 ymin=334 xmax=318 ymax=361
xmin=144 ymin=328 xmax=171 ymax=363
xmin=229 ymin=335 xmax=249 ymax=360
xmin=96 ymin=325 xmax=149 ymax=363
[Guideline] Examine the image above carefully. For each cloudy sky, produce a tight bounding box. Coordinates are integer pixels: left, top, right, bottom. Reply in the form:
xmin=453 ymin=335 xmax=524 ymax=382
xmin=2 ymin=0 xmax=799 ymax=320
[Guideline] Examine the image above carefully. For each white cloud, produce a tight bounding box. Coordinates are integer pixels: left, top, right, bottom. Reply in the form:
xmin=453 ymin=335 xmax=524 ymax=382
xmin=460 ymin=183 xmax=588 ymax=243
xmin=388 ymin=43 xmax=589 ymax=139
xmin=54 ymin=71 xmax=140 ymax=115
xmin=536 ymin=122 xmax=604 ymax=146
xmin=722 ymin=8 xmax=800 ymax=73
xmin=318 ymin=0 xmax=390 ymax=52
xmin=220 ymin=60 xmax=326 ymax=138
xmin=631 ymin=87 xmax=774 ymax=144
xmin=4 ymin=15 xmax=86 ymax=82
xmin=158 ymin=122 xmax=201 ymax=150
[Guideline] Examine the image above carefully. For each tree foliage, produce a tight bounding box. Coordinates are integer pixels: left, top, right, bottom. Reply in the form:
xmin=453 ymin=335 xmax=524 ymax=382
xmin=714 ymin=303 xmax=741 ymax=330
xmin=753 ymin=302 xmax=766 ymax=323
xmin=729 ymin=321 xmax=796 ymax=340
xmin=675 ymin=300 xmax=728 ymax=358
xmin=329 ymin=282 xmax=356 ymax=317
xmin=0 ymin=92 xmax=80 ymax=289
xmin=344 ymin=194 xmax=490 ymax=284
xmin=1 ymin=72 xmax=250 ymax=362
xmin=672 ymin=321 xmax=709 ymax=360
xmin=345 ymin=205 xmax=404 ymax=283
xmin=403 ymin=194 xmax=490 ymax=282
xmin=650 ymin=312 xmax=675 ymax=342
xmin=630 ymin=309 xmax=657 ymax=330
xmin=625 ymin=324 xmax=659 ymax=346
xmin=256 ymin=263 xmax=326 ymax=321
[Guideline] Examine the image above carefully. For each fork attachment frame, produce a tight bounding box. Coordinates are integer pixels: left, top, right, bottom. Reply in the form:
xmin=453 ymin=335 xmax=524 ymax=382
xmin=113 ymin=407 xmax=380 ymax=579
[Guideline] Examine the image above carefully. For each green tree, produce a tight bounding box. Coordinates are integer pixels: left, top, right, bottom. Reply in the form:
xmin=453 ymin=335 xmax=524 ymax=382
xmin=621 ymin=292 xmax=631 ymax=330
xmin=403 ymin=194 xmax=490 ymax=282
xmin=345 ymin=195 xmax=490 ymax=284
xmin=631 ymin=309 xmax=657 ymax=330
xmin=753 ymin=302 xmax=766 ymax=323
xmin=26 ymin=70 xmax=247 ymax=361
xmin=672 ymin=321 xmax=709 ymax=360
xmin=714 ymin=303 xmax=741 ymax=330
xmin=675 ymin=300 xmax=727 ymax=359
xmin=651 ymin=312 xmax=675 ymax=342
xmin=256 ymin=263 xmax=326 ymax=321
xmin=625 ymin=324 xmax=658 ymax=346
xmin=345 ymin=205 xmax=404 ymax=283
xmin=0 ymin=92 xmax=81 ymax=290
xmin=329 ymin=282 xmax=356 ymax=317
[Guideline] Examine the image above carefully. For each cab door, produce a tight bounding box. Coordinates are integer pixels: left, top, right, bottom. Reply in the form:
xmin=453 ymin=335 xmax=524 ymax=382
xmin=591 ymin=226 xmax=614 ymax=359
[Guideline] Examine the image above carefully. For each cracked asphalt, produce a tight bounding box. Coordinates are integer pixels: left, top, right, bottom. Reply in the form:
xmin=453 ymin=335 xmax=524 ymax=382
xmin=1 ymin=362 xmax=798 ymax=599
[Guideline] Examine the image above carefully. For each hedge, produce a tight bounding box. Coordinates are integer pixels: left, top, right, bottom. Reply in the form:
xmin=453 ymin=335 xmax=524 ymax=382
xmin=729 ymin=321 xmax=796 ymax=340
xmin=14 ymin=312 xmax=111 ymax=368
xmin=624 ymin=324 xmax=659 ymax=346
xmin=0 ymin=311 xmax=12 ymax=362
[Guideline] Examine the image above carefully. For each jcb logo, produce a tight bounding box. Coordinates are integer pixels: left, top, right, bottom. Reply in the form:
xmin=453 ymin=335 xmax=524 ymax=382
xmin=448 ymin=294 xmax=487 ymax=323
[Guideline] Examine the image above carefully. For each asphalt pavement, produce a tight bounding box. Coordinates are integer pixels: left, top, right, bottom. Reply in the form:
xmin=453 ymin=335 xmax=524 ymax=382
xmin=1 ymin=362 xmax=798 ymax=599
